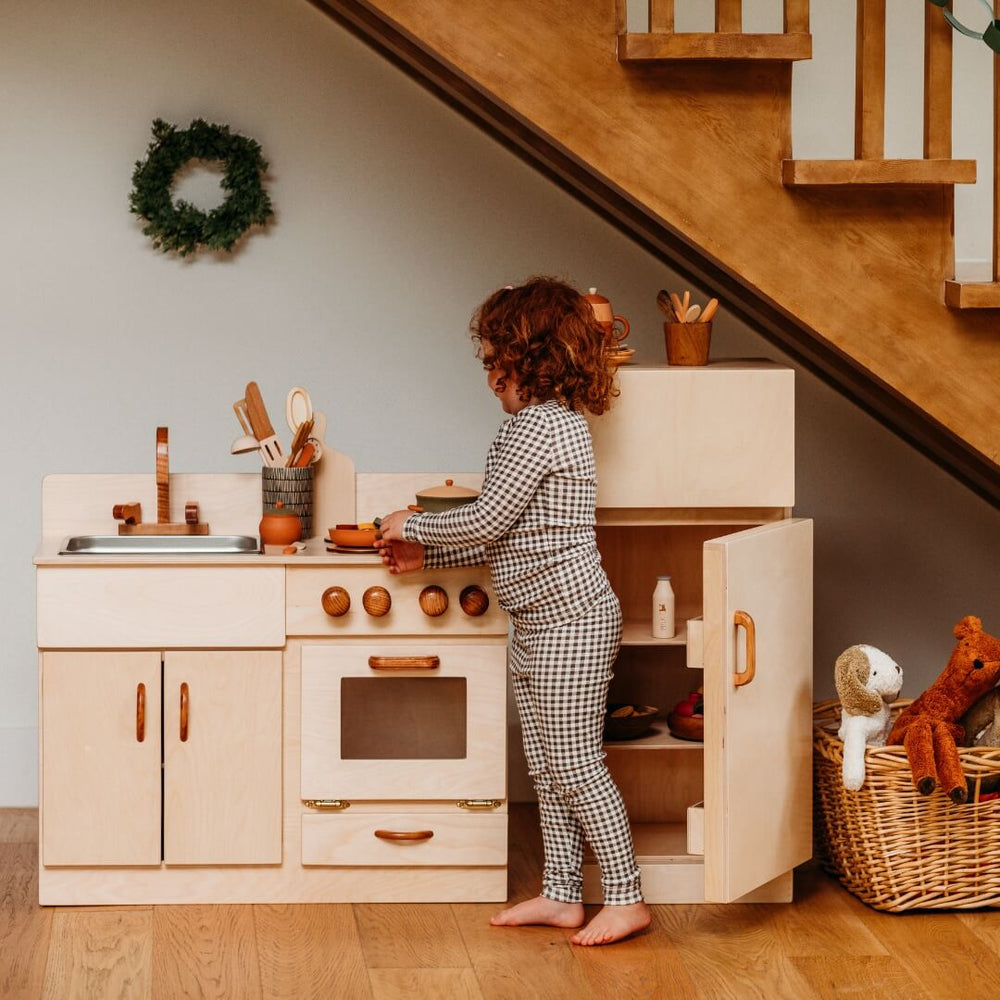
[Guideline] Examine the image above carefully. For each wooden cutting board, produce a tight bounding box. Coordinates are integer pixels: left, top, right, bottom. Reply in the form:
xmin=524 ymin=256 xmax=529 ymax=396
xmin=311 ymin=447 xmax=356 ymax=533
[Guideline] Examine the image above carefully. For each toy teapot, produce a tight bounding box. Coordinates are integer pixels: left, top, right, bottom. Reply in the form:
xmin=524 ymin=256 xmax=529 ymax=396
xmin=584 ymin=287 xmax=630 ymax=344
xmin=259 ymin=501 xmax=302 ymax=552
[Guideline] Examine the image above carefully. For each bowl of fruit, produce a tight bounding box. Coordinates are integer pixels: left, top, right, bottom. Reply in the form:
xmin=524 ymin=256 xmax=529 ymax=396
xmin=603 ymin=703 xmax=658 ymax=741
xmin=667 ymin=688 xmax=704 ymax=741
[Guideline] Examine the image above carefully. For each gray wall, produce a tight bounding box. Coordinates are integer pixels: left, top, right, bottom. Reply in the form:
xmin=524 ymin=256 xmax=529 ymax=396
xmin=3 ymin=0 xmax=997 ymax=805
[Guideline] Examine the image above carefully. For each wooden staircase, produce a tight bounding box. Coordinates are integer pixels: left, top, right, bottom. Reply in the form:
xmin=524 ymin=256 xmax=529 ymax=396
xmin=309 ymin=0 xmax=999 ymax=503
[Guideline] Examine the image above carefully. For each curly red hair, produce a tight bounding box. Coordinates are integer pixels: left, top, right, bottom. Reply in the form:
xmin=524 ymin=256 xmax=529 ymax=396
xmin=470 ymin=277 xmax=618 ymax=415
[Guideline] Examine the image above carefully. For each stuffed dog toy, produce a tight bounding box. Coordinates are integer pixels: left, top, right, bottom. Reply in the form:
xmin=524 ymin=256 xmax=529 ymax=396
xmin=887 ymin=616 xmax=1000 ymax=803
xmin=835 ymin=645 xmax=903 ymax=790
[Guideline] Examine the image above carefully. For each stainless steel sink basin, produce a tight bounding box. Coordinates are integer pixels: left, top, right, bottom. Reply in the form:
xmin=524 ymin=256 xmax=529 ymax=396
xmin=59 ymin=535 xmax=259 ymax=555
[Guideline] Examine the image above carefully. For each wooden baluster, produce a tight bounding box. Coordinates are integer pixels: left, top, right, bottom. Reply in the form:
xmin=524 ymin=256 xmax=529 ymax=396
xmin=649 ymin=0 xmax=674 ymax=33
xmin=716 ymin=0 xmax=743 ymax=33
xmin=924 ymin=1 xmax=953 ymax=159
xmin=614 ymin=0 xmax=627 ymax=35
xmin=855 ymin=0 xmax=886 ymax=160
xmin=783 ymin=0 xmax=810 ymax=35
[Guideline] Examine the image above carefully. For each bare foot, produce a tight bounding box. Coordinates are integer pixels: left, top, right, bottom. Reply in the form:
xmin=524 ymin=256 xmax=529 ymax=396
xmin=570 ymin=901 xmax=651 ymax=946
xmin=490 ymin=895 xmax=585 ymax=929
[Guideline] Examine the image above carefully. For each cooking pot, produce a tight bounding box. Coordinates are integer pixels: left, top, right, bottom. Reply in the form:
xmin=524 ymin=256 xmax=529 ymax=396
xmin=259 ymin=501 xmax=302 ymax=550
xmin=413 ymin=479 xmax=480 ymax=513
xmin=328 ymin=523 xmax=380 ymax=548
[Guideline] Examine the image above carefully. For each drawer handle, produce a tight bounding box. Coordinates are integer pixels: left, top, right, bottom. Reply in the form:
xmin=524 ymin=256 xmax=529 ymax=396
xmin=179 ymin=682 xmax=189 ymax=741
xmin=368 ymin=655 xmax=440 ymax=671
xmin=136 ymin=683 xmax=146 ymax=743
xmin=733 ymin=610 xmax=756 ymax=687
xmin=373 ymin=829 xmax=435 ymax=842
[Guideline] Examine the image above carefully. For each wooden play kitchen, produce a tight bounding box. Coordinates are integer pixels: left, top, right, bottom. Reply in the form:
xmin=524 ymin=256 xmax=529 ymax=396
xmin=34 ymin=360 xmax=812 ymax=906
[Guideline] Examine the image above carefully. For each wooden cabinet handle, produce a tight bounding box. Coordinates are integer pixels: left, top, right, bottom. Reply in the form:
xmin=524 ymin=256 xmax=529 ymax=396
xmin=179 ymin=682 xmax=189 ymax=741
xmin=368 ymin=655 xmax=440 ymax=671
xmin=733 ymin=610 xmax=756 ymax=687
xmin=373 ymin=829 xmax=434 ymax=842
xmin=136 ymin=683 xmax=146 ymax=742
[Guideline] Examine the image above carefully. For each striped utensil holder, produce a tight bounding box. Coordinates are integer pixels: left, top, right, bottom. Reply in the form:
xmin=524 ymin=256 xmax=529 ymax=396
xmin=262 ymin=466 xmax=314 ymax=538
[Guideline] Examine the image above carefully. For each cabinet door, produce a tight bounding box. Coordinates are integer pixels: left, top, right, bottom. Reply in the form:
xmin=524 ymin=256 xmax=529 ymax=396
xmin=702 ymin=518 xmax=813 ymax=902
xmin=41 ymin=651 xmax=162 ymax=866
xmin=163 ymin=650 xmax=282 ymax=865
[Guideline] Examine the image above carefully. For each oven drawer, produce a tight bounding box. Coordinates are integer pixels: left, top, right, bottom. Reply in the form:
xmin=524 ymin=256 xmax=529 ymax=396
xmin=301 ymin=810 xmax=507 ymax=866
xmin=301 ymin=641 xmax=507 ymax=800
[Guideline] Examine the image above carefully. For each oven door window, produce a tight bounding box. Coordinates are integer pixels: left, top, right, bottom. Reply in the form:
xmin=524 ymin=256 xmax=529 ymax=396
xmin=340 ymin=677 xmax=467 ymax=760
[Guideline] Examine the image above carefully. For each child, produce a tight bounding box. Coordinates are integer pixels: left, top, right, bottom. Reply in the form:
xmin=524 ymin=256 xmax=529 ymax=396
xmin=375 ymin=277 xmax=650 ymax=946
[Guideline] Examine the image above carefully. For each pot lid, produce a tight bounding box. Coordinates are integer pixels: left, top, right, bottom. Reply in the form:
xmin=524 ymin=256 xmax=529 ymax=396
xmin=416 ymin=479 xmax=480 ymax=498
xmin=583 ymin=287 xmax=610 ymax=305
xmin=262 ymin=500 xmax=299 ymax=518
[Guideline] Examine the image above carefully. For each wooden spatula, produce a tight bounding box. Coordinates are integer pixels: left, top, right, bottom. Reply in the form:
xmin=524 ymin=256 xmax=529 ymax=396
xmin=245 ymin=382 xmax=286 ymax=467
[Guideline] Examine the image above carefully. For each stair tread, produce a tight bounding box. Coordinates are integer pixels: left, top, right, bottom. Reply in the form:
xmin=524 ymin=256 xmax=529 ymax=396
xmin=782 ymin=158 xmax=977 ymax=186
xmin=944 ymin=280 xmax=1000 ymax=310
xmin=618 ymin=31 xmax=811 ymax=62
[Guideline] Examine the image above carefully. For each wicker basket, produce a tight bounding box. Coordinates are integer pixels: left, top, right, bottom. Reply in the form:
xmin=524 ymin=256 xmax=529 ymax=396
xmin=813 ymin=699 xmax=1000 ymax=912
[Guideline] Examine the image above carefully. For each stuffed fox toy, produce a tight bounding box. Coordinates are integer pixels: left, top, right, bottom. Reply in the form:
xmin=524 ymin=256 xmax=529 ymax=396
xmin=887 ymin=615 xmax=1000 ymax=803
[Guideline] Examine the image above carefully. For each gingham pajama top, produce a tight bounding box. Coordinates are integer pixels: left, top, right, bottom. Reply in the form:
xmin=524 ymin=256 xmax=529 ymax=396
xmin=402 ymin=400 xmax=612 ymax=628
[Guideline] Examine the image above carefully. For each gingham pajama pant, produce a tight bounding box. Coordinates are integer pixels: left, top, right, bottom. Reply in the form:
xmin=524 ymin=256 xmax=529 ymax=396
xmin=509 ymin=591 xmax=643 ymax=906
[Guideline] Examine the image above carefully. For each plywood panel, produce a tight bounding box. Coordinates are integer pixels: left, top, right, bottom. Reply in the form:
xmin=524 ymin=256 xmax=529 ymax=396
xmin=37 ymin=566 xmax=285 ymax=648
xmin=41 ymin=651 xmax=162 ymax=867
xmin=163 ymin=650 xmax=283 ymax=865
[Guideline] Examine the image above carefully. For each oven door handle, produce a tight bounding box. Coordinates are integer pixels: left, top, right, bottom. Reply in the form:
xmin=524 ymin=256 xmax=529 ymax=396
xmin=367 ymin=655 xmax=440 ymax=671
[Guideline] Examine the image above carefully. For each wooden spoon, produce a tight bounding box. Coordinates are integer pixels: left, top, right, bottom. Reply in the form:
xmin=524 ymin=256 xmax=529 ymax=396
xmin=701 ymin=297 xmax=720 ymax=323
xmin=656 ymin=289 xmax=674 ymax=316
xmin=685 ymin=304 xmax=702 ymax=323
xmin=669 ymin=292 xmax=685 ymax=322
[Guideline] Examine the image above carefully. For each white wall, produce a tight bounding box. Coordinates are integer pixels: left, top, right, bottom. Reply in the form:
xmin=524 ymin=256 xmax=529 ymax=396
xmin=3 ymin=0 xmax=997 ymax=806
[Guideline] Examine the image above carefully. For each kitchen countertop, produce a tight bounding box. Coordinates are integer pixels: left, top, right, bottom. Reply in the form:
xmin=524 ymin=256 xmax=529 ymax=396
xmin=33 ymin=535 xmax=390 ymax=567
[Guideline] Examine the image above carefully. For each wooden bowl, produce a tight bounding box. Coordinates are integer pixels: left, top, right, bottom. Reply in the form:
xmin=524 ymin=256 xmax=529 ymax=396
xmin=603 ymin=704 xmax=658 ymax=741
xmin=328 ymin=524 xmax=380 ymax=548
xmin=667 ymin=712 xmax=704 ymax=742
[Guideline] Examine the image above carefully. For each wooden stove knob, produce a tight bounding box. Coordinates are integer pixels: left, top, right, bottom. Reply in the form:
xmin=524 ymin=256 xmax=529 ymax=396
xmin=460 ymin=585 xmax=490 ymax=617
xmin=321 ymin=586 xmax=351 ymax=617
xmin=363 ymin=586 xmax=392 ymax=617
xmin=419 ymin=585 xmax=449 ymax=617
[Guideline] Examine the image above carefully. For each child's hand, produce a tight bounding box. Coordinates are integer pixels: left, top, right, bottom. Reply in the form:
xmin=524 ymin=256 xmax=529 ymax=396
xmin=377 ymin=508 xmax=413 ymax=541
xmin=374 ymin=538 xmax=425 ymax=574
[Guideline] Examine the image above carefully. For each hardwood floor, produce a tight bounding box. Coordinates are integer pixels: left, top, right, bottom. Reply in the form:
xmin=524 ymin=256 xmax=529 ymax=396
xmin=3 ymin=806 xmax=998 ymax=999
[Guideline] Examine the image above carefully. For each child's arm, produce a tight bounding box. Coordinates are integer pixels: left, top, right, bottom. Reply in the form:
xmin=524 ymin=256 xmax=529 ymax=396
xmin=403 ymin=408 xmax=552 ymax=549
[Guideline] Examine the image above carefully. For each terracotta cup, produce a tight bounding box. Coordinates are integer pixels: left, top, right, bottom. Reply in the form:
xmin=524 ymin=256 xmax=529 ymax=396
xmin=664 ymin=322 xmax=712 ymax=366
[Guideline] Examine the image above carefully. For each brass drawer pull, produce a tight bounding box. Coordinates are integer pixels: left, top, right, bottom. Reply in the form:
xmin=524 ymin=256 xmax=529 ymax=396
xmin=457 ymin=799 xmax=502 ymax=810
xmin=374 ymin=829 xmax=435 ymax=842
xmin=368 ymin=655 xmax=440 ymax=671
xmin=302 ymin=799 xmax=351 ymax=810
xmin=136 ymin=683 xmax=146 ymax=743
xmin=179 ymin=682 xmax=189 ymax=741
xmin=733 ymin=610 xmax=757 ymax=687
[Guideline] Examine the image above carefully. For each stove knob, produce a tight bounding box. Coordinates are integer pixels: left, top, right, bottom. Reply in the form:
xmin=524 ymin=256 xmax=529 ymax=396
xmin=363 ymin=586 xmax=392 ymax=617
xmin=460 ymin=584 xmax=490 ymax=617
xmin=321 ymin=585 xmax=351 ymax=617
xmin=419 ymin=585 xmax=449 ymax=617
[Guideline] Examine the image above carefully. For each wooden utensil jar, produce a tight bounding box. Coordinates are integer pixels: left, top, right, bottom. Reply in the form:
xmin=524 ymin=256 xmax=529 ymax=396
xmin=664 ymin=321 xmax=712 ymax=366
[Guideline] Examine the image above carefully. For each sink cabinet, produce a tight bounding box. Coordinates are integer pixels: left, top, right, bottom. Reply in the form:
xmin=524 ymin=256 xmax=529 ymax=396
xmin=41 ymin=649 xmax=282 ymax=867
xmin=584 ymin=362 xmax=814 ymax=903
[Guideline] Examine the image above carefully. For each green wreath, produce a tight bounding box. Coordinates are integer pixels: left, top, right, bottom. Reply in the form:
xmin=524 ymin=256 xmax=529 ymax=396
xmin=129 ymin=118 xmax=274 ymax=257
